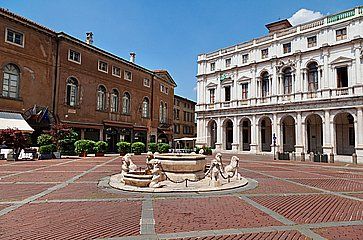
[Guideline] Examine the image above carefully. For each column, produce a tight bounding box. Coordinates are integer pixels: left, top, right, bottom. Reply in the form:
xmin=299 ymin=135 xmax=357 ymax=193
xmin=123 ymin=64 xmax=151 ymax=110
xmin=273 ymin=113 xmax=280 ymax=152
xmin=99 ymin=128 xmax=104 ymax=141
xmin=295 ymin=112 xmax=304 ymax=154
xmin=271 ymin=64 xmax=277 ymax=103
xmin=356 ymin=108 xmax=363 ymax=163
xmin=215 ymin=118 xmax=222 ymax=151
xmin=80 ymin=129 xmax=85 ymax=139
xmin=355 ymin=47 xmax=362 ymax=94
xmin=232 ymin=116 xmax=239 ymax=151
xmin=323 ymin=110 xmax=333 ymax=154
xmin=251 ymin=67 xmax=257 ymax=105
xmin=196 ymin=118 xmax=205 ymax=146
xmin=295 ymin=59 xmax=302 ymax=101
xmin=250 ymin=115 xmax=258 ymax=153
xmin=322 ymin=53 xmax=330 ymax=98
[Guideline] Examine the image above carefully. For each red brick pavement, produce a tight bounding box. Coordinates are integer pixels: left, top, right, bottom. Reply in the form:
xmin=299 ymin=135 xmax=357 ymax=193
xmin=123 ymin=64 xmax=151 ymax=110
xmin=243 ymin=179 xmax=320 ymax=194
xmin=250 ymin=194 xmax=363 ymax=224
xmin=38 ymin=182 xmax=137 ymax=200
xmin=315 ymin=225 xmax=363 ymax=240
xmin=153 ymin=196 xmax=282 ymax=234
xmin=257 ymin=170 xmax=325 ymax=179
xmin=0 ymin=201 xmax=142 ymax=239
xmin=288 ymin=178 xmax=363 ymax=192
xmin=0 ymin=171 xmax=80 ymax=183
xmin=75 ymin=171 xmax=114 ymax=182
xmin=173 ymin=230 xmax=310 ymax=240
xmin=0 ymin=183 xmax=54 ymax=201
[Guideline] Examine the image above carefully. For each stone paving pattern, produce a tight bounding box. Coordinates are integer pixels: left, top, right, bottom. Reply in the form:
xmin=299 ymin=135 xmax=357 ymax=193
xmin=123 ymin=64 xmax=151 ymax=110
xmin=1 ymin=154 xmax=363 ymax=239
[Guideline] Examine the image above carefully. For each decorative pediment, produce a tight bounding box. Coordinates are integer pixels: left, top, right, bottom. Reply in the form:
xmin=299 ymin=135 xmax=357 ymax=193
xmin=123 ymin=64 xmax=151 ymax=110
xmin=221 ymin=78 xmax=233 ymax=86
xmin=276 ymin=59 xmax=296 ymax=73
xmin=329 ymin=56 xmax=354 ymax=65
xmin=206 ymin=82 xmax=217 ymax=89
xmin=237 ymin=75 xmax=251 ymax=84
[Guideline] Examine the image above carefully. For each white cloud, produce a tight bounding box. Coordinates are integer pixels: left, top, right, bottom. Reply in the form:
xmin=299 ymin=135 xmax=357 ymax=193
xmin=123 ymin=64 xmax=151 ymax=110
xmin=288 ymin=9 xmax=324 ymax=26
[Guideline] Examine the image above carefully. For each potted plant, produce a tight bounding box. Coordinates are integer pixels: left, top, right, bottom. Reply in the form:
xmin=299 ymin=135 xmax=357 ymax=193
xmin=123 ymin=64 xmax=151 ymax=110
xmin=58 ymin=130 xmax=78 ymax=156
xmin=148 ymin=143 xmax=157 ymax=153
xmin=74 ymin=140 xmax=95 ymax=157
xmin=94 ymin=141 xmax=108 ymax=157
xmin=131 ymin=142 xmax=145 ymax=155
xmin=116 ymin=141 xmax=131 ymax=156
xmin=48 ymin=123 xmax=77 ymax=158
xmin=157 ymin=143 xmax=170 ymax=153
xmin=38 ymin=144 xmax=56 ymax=160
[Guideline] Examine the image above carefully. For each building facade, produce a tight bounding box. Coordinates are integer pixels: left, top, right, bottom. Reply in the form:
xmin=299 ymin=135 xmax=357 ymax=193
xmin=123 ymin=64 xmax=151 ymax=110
xmin=0 ymin=8 xmax=176 ymax=151
xmin=173 ymin=95 xmax=196 ymax=148
xmin=196 ymin=6 xmax=363 ymax=162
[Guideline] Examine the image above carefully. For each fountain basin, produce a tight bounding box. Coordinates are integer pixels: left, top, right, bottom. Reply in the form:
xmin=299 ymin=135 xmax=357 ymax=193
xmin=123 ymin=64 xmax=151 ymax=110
xmin=123 ymin=171 xmax=152 ymax=187
xmin=155 ymin=153 xmax=207 ymax=182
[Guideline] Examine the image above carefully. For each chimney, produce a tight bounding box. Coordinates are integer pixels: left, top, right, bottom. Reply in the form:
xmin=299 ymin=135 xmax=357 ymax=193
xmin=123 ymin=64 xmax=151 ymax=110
xmin=86 ymin=32 xmax=93 ymax=45
xmin=130 ymin=52 xmax=135 ymax=63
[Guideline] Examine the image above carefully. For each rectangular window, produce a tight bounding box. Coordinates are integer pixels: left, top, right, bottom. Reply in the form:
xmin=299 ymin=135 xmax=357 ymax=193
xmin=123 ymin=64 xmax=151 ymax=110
xmin=124 ymin=70 xmax=132 ymax=81
xmin=160 ymin=84 xmax=168 ymax=94
xmin=261 ymin=49 xmax=268 ymax=59
xmin=143 ymin=78 xmax=151 ymax=87
xmin=210 ymin=62 xmax=215 ymax=71
xmin=241 ymin=83 xmax=248 ymax=100
xmin=225 ymin=86 xmax=231 ymax=101
xmin=5 ymin=28 xmax=24 ymax=47
xmin=307 ymin=36 xmax=317 ymax=48
xmin=336 ymin=66 xmax=348 ymax=88
xmin=209 ymin=89 xmax=215 ymax=103
xmin=225 ymin=58 xmax=231 ymax=68
xmin=336 ymin=28 xmax=347 ymax=41
xmin=283 ymin=43 xmax=291 ymax=54
xmin=112 ymin=66 xmax=121 ymax=77
xmin=68 ymin=49 xmax=81 ymax=63
xmin=242 ymin=54 xmax=248 ymax=64
xmin=98 ymin=61 xmax=108 ymax=73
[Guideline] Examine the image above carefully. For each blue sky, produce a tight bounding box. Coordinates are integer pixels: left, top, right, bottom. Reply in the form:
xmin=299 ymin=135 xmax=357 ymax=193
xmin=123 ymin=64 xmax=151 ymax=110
xmin=1 ymin=0 xmax=361 ymax=101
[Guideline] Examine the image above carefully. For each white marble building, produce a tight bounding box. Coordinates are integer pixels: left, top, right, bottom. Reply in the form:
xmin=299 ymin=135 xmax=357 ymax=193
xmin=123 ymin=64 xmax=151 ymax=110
xmin=196 ymin=6 xmax=363 ymax=163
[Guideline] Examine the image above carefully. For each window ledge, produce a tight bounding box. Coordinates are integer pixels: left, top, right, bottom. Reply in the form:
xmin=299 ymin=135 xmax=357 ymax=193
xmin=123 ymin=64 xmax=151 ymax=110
xmin=0 ymin=95 xmax=23 ymax=102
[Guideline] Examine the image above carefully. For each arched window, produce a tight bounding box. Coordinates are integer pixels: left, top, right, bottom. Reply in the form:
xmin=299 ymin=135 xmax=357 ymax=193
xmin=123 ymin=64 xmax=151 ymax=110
xmin=2 ymin=64 xmax=20 ymax=98
xmin=110 ymin=89 xmax=119 ymax=112
xmin=122 ymin=92 xmax=131 ymax=114
xmin=261 ymin=72 xmax=269 ymax=97
xmin=307 ymin=62 xmax=318 ymax=92
xmin=159 ymin=101 xmax=164 ymax=123
xmin=164 ymin=103 xmax=168 ymax=123
xmin=66 ymin=77 xmax=78 ymax=107
xmin=283 ymin=67 xmax=292 ymax=94
xmin=142 ymin=97 xmax=150 ymax=118
xmin=97 ymin=85 xmax=107 ymax=110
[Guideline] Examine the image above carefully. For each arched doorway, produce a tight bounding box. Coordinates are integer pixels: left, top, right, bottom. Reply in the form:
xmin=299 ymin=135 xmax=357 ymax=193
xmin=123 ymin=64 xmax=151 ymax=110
xmin=306 ymin=114 xmax=323 ymax=153
xmin=281 ymin=116 xmax=296 ymax=152
xmin=223 ymin=119 xmax=233 ymax=150
xmin=335 ymin=112 xmax=355 ymax=155
xmin=207 ymin=120 xmax=217 ymax=149
xmin=260 ymin=117 xmax=272 ymax=152
xmin=240 ymin=118 xmax=251 ymax=151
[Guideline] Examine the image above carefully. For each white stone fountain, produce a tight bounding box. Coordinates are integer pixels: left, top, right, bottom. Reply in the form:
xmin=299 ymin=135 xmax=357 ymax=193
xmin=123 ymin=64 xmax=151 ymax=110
xmin=109 ymin=151 xmax=249 ymax=193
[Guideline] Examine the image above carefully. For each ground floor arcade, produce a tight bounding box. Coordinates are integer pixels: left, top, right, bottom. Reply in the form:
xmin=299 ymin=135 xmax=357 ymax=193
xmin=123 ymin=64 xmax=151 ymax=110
xmin=197 ymin=107 xmax=363 ymax=163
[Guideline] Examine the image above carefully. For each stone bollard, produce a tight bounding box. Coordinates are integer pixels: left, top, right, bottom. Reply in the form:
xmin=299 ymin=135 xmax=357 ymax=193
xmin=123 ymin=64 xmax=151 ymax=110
xmin=329 ymin=153 xmax=334 ymax=163
xmin=309 ymin=152 xmax=314 ymax=162
xmin=301 ymin=152 xmax=305 ymax=162
xmin=352 ymin=153 xmax=358 ymax=164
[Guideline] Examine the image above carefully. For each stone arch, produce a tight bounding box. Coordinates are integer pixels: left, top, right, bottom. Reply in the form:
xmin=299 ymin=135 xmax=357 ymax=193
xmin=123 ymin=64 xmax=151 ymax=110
xmin=206 ymin=119 xmax=217 ymax=149
xmin=280 ymin=115 xmax=296 ymax=152
xmin=259 ymin=116 xmax=272 ymax=152
xmin=222 ymin=118 xmax=234 ymax=150
xmin=334 ymin=112 xmax=355 ymax=155
xmin=305 ymin=114 xmax=323 ymax=154
xmin=239 ymin=117 xmax=251 ymax=151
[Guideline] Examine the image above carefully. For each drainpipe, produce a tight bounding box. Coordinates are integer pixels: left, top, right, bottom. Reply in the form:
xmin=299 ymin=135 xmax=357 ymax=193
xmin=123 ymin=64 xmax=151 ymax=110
xmin=52 ymin=37 xmax=60 ymax=120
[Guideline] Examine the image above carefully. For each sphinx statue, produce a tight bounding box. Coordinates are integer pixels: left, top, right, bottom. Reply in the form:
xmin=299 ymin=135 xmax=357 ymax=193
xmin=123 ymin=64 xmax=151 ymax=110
xmin=224 ymin=156 xmax=240 ymax=180
xmin=149 ymin=160 xmax=165 ymax=188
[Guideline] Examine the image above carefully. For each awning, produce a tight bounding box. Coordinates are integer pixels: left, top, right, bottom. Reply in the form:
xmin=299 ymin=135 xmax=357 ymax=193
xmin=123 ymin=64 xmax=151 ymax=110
xmin=0 ymin=112 xmax=34 ymax=132
xmin=174 ymin=137 xmax=197 ymax=141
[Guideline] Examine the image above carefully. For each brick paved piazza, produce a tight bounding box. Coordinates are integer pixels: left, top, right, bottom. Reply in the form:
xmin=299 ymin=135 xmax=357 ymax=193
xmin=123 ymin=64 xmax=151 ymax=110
xmin=1 ymin=154 xmax=363 ymax=240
